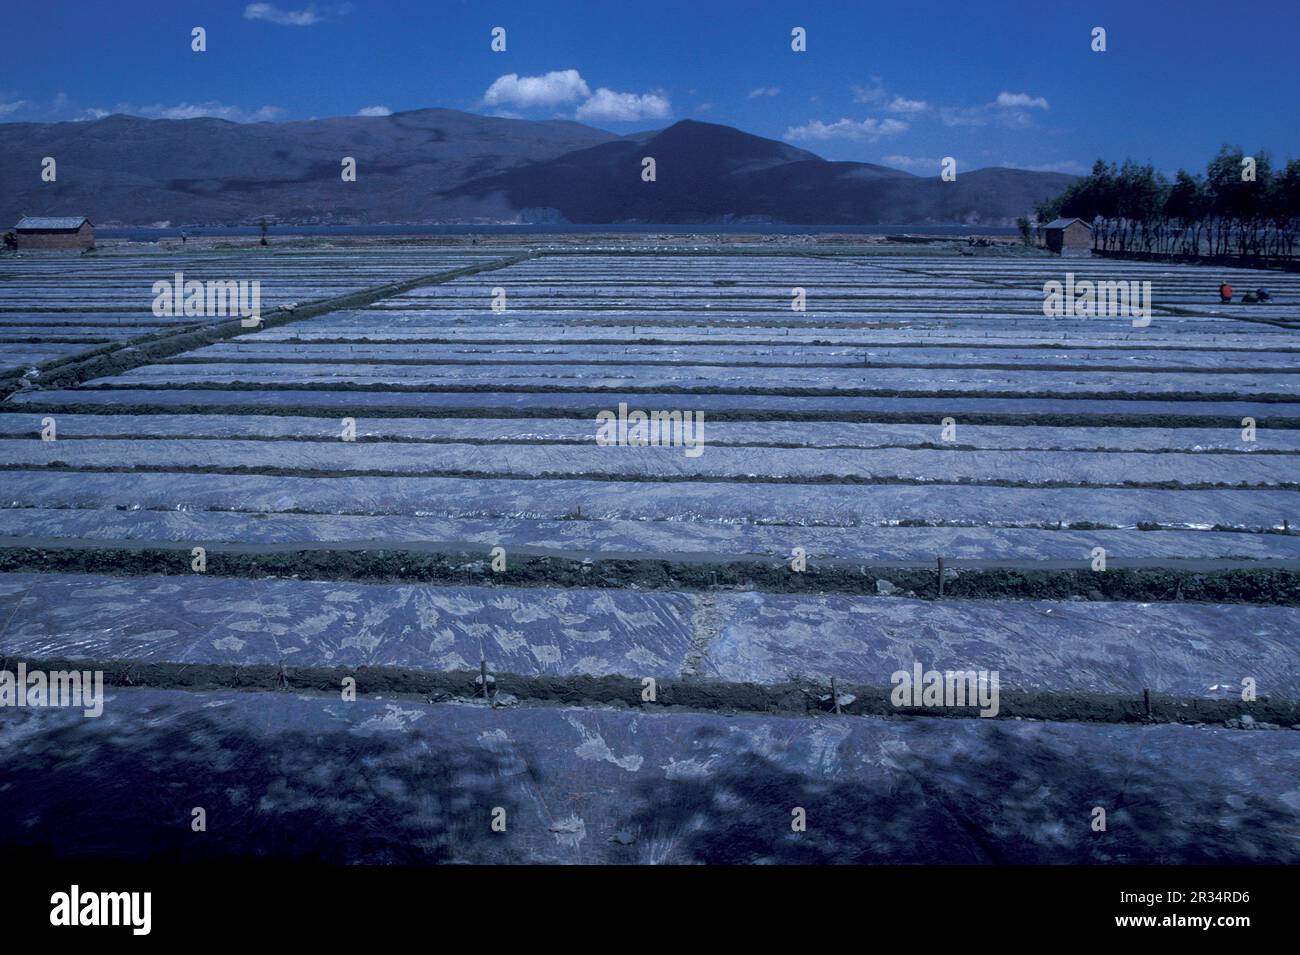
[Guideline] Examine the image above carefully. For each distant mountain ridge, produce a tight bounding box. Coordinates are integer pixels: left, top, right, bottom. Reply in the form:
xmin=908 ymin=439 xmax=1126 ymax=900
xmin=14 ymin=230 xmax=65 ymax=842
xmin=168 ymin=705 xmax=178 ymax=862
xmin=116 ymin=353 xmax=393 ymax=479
xmin=0 ymin=110 xmax=1074 ymax=226
xmin=0 ymin=109 xmax=619 ymax=227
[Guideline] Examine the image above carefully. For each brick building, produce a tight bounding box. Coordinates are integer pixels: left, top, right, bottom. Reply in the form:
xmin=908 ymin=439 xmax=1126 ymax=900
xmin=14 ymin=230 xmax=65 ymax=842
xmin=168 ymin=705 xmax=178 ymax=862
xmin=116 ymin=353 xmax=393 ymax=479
xmin=1039 ymin=217 xmax=1092 ymax=254
xmin=13 ymin=216 xmax=95 ymax=251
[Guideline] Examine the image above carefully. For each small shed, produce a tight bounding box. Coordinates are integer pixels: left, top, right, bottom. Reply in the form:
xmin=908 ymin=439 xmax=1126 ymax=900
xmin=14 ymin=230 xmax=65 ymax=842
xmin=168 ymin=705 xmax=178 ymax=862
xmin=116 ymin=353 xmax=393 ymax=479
xmin=1040 ymin=217 xmax=1092 ymax=253
xmin=13 ymin=216 xmax=95 ymax=251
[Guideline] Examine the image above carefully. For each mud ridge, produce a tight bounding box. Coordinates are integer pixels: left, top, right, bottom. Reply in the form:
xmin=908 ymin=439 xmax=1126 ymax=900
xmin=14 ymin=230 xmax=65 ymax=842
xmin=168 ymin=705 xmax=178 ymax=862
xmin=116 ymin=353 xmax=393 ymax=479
xmin=0 ymin=252 xmax=537 ymax=402
xmin=156 ymin=355 xmax=1300 ymax=375
xmin=6 ymin=432 xmax=1298 ymax=455
xmin=14 ymin=400 xmax=1298 ymax=430
xmin=252 ymin=335 xmax=1300 ymax=353
xmin=76 ymin=379 xmax=1300 ymax=404
xmin=5 ymin=460 xmax=1299 ymax=492
xmin=1 ymin=544 xmax=1297 ymax=604
xmin=1 ymin=653 xmax=1293 ymax=728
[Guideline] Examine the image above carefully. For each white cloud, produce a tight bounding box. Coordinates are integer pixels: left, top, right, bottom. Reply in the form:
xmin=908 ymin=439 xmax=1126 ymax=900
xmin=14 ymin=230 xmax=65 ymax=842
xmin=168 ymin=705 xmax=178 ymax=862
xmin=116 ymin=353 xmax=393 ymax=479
xmin=885 ymin=96 xmax=929 ymax=114
xmin=357 ymin=105 xmax=392 ymax=117
xmin=243 ymin=4 xmax=349 ymax=26
xmin=995 ymin=91 xmax=1049 ymax=110
xmin=940 ymin=106 xmax=988 ymax=127
xmin=146 ymin=102 xmax=284 ymax=122
xmin=881 ymin=154 xmax=949 ymax=172
xmin=851 ymin=81 xmax=887 ymax=104
xmin=94 ymin=101 xmax=286 ymax=122
xmin=784 ymin=117 xmax=909 ymax=142
xmin=850 ymin=82 xmax=927 ymax=114
xmin=47 ymin=92 xmax=221 ymax=124
xmin=575 ymin=88 xmax=671 ymax=122
xmin=483 ymin=70 xmax=591 ymax=109
xmin=1018 ymin=159 xmax=1087 ymax=175
xmin=0 ymin=99 xmax=30 ymax=117
xmin=936 ymin=92 xmax=1050 ymax=129
xmin=882 ymin=154 xmax=1077 ymax=175
xmin=482 ymin=69 xmax=671 ymax=123
xmin=941 ymin=93 xmax=1046 ymax=129
xmin=748 ymin=86 xmax=780 ymax=98
xmin=849 ymin=84 xmax=1051 ymax=130
xmin=993 ymin=111 xmax=1035 ymax=129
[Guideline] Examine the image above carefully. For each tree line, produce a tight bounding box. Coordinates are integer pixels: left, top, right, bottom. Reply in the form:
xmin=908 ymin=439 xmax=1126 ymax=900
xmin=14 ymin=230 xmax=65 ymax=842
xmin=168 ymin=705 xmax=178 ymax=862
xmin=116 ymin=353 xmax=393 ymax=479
xmin=1034 ymin=146 xmax=1300 ymax=258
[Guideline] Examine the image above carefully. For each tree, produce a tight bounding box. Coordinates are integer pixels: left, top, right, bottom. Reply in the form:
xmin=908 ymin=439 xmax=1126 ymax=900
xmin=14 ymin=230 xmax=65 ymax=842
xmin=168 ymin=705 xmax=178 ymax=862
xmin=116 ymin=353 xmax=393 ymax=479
xmin=1272 ymin=158 xmax=1300 ymax=256
xmin=1057 ymin=160 xmax=1119 ymax=249
xmin=1033 ymin=145 xmax=1297 ymax=260
xmin=1164 ymin=170 xmax=1208 ymax=254
xmin=1016 ymin=215 xmax=1033 ymax=246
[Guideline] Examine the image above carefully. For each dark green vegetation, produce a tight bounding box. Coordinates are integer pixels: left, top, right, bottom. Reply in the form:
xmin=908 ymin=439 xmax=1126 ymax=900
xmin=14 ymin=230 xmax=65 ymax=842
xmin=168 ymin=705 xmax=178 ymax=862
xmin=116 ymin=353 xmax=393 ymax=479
xmin=3 ymin=543 xmax=1298 ymax=605
xmin=14 ymin=397 xmax=1300 ymax=430
xmin=1036 ymin=145 xmax=1300 ymax=258
xmin=2 ymin=653 xmax=1294 ymax=727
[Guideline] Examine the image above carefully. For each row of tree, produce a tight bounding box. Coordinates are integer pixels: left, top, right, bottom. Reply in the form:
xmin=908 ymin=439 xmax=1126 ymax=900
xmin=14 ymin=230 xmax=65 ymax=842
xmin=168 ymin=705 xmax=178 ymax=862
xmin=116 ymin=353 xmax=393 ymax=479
xmin=1034 ymin=146 xmax=1300 ymax=258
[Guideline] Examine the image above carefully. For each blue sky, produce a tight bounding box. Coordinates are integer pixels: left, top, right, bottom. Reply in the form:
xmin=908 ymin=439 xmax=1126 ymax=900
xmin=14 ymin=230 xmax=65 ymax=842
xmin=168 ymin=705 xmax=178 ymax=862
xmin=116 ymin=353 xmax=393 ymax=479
xmin=2 ymin=0 xmax=1297 ymax=175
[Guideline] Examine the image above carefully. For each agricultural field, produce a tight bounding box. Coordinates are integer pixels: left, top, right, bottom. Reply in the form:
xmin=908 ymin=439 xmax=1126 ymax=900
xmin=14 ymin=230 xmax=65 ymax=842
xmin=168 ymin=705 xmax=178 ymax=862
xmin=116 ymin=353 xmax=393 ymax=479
xmin=0 ymin=245 xmax=506 ymax=373
xmin=0 ymin=240 xmax=1297 ymax=863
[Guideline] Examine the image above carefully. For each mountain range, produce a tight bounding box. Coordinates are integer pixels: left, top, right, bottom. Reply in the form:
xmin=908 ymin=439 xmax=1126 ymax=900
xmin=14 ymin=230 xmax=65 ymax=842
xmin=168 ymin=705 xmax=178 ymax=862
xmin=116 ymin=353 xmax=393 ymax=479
xmin=0 ymin=109 xmax=1074 ymax=227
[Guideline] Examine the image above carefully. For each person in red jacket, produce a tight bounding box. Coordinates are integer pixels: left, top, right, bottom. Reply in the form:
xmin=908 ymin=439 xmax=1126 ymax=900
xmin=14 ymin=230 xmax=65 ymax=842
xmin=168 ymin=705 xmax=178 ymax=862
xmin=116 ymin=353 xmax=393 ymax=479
xmin=1219 ymin=281 xmax=1233 ymax=303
